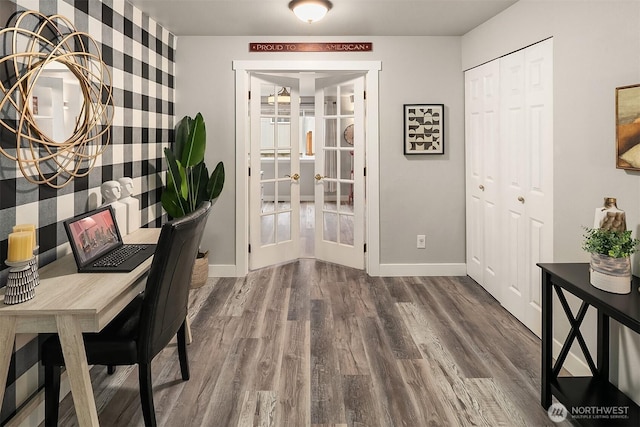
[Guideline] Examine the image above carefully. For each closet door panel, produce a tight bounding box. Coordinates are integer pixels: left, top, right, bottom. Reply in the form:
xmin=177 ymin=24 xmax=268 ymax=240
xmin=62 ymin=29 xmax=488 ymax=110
xmin=501 ymin=50 xmax=527 ymax=315
xmin=465 ymin=59 xmax=501 ymax=298
xmin=523 ymin=39 xmax=554 ymax=337
xmin=466 ymin=39 xmax=553 ymax=338
xmin=465 ymin=69 xmax=485 ymax=284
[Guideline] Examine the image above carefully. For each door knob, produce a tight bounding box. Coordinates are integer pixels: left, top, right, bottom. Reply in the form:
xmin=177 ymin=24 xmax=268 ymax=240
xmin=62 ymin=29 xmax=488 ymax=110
xmin=315 ymin=174 xmax=327 ymax=181
xmin=479 ymin=185 xmax=485 ymax=191
xmin=517 ymin=196 xmax=525 ymax=203
xmin=285 ymin=173 xmax=300 ymax=181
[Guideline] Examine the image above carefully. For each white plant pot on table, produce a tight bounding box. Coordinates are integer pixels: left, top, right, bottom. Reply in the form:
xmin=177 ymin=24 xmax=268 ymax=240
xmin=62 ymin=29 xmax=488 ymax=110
xmin=589 ymin=253 xmax=631 ymax=294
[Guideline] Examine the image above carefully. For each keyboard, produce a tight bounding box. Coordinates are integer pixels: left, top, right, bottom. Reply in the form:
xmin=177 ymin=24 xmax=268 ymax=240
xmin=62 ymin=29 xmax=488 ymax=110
xmin=92 ymin=245 xmax=146 ymax=267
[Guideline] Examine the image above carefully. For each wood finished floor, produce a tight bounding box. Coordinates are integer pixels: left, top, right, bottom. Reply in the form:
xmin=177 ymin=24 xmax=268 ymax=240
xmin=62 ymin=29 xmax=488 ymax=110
xmin=51 ymin=260 xmax=568 ymax=427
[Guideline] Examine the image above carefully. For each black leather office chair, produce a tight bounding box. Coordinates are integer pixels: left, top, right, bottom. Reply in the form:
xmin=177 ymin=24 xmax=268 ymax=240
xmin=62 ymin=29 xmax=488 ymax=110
xmin=41 ymin=201 xmax=212 ymax=427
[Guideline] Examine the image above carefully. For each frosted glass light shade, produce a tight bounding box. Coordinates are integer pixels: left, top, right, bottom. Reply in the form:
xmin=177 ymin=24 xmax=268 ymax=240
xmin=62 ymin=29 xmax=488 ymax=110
xmin=289 ymin=0 xmax=333 ymax=23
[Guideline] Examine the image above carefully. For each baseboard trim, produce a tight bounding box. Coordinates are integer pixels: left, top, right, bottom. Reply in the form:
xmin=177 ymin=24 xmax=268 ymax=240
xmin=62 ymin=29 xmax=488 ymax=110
xmin=553 ymin=338 xmax=591 ymax=376
xmin=208 ymin=264 xmax=241 ymax=277
xmin=378 ymin=263 xmax=467 ymax=277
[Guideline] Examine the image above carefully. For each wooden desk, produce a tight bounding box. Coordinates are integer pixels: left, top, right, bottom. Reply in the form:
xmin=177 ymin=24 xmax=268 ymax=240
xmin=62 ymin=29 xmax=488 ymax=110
xmin=538 ymin=263 xmax=640 ymax=426
xmin=0 ymin=228 xmax=160 ymax=427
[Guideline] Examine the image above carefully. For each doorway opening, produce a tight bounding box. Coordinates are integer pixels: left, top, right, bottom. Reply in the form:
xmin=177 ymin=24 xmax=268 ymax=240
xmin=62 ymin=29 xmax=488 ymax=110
xmin=250 ymin=71 xmax=363 ymax=270
xmin=233 ymin=61 xmax=382 ymax=276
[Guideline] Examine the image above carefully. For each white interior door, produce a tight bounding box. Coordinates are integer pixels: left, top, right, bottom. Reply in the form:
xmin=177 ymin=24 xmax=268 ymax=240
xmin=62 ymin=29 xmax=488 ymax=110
xmin=501 ymin=39 xmax=553 ymax=337
xmin=314 ymin=74 xmax=365 ymax=269
xmin=465 ymin=60 xmax=501 ymax=298
xmin=249 ymin=74 xmax=301 ymax=270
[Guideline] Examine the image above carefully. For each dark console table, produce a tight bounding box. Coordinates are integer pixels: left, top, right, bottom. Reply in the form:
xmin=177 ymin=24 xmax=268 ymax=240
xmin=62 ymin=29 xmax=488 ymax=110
xmin=538 ymin=263 xmax=640 ymax=426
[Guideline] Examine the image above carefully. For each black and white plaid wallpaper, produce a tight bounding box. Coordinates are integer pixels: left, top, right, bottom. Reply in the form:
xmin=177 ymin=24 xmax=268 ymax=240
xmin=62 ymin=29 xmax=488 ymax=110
xmin=0 ymin=0 xmax=174 ymax=422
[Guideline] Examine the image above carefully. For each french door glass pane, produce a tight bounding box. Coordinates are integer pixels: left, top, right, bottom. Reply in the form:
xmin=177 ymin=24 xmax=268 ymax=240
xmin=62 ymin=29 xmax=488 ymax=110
xmin=339 ymin=182 xmax=353 ymax=212
xmin=278 ymin=211 xmax=291 ymax=242
xmin=339 ymin=214 xmax=354 ymax=246
xmin=324 ymin=118 xmax=337 ymax=147
xmin=340 ymin=83 xmax=355 ymax=115
xmin=277 ymin=180 xmax=290 ymax=205
xmin=262 ymin=182 xmax=275 ymax=212
xmin=323 ymin=211 xmax=338 ymax=243
xmin=324 ymin=150 xmax=338 ymax=179
xmin=339 ymin=150 xmax=353 ymax=180
xmin=261 ymin=214 xmax=275 ymax=245
xmin=340 ymin=119 xmax=354 ymax=148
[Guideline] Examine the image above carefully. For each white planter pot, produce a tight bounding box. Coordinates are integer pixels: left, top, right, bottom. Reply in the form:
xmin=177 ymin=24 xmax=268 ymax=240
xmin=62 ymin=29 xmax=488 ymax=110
xmin=589 ymin=253 xmax=631 ymax=294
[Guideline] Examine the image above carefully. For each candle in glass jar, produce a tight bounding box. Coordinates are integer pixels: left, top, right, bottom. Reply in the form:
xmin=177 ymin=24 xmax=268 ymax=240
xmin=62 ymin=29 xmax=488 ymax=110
xmin=7 ymin=231 xmax=33 ymax=262
xmin=13 ymin=224 xmax=36 ymax=251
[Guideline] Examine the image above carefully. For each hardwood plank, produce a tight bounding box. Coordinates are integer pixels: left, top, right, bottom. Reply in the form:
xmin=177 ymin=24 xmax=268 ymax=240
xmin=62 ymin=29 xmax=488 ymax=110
xmin=385 ymin=277 xmax=414 ymax=303
xmin=160 ymin=315 xmax=242 ymax=427
xmin=255 ymin=390 xmax=278 ymax=427
xmin=403 ymin=277 xmax=492 ymax=377
xmin=348 ymin=277 xmax=376 ymax=318
xmin=358 ymin=316 xmax=421 ymax=426
xmin=193 ymin=277 xmax=239 ymax=320
xmin=237 ymin=390 xmax=277 ymax=427
xmin=275 ymin=320 xmax=310 ymax=427
xmin=254 ymin=264 xmax=291 ymax=390
xmin=412 ymin=276 xmax=560 ymax=426
xmin=201 ymin=338 xmax=261 ymax=426
xmin=464 ymin=377 xmax=528 ymax=426
xmin=310 ymin=300 xmax=346 ymax=425
xmin=396 ymin=359 xmax=458 ymax=426
xmin=288 ymin=260 xmax=312 ymax=321
xmin=310 ymin=261 xmax=332 ymax=299
xmin=341 ymin=375 xmax=381 ymax=427
xmin=365 ymin=276 xmax=422 ymax=359
xmin=333 ymin=315 xmax=369 ymax=376
xmin=236 ymin=267 xmax=276 ymax=338
xmin=237 ymin=391 xmax=258 ymax=427
xmin=395 ymin=302 xmax=492 ymax=426
xmin=219 ymin=276 xmax=256 ymax=317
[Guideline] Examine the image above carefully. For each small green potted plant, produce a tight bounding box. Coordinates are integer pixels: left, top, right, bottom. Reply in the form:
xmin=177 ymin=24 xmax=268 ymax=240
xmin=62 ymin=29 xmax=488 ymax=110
xmin=161 ymin=112 xmax=224 ymax=287
xmin=582 ymin=227 xmax=639 ymax=294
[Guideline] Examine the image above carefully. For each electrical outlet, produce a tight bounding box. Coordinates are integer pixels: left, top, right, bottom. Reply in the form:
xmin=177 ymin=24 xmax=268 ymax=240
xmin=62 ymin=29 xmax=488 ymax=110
xmin=417 ymin=234 xmax=426 ymax=249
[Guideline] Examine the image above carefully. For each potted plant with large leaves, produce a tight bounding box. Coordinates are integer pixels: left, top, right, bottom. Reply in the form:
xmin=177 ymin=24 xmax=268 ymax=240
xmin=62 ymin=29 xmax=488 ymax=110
xmin=162 ymin=112 xmax=224 ymax=287
xmin=582 ymin=227 xmax=639 ymax=294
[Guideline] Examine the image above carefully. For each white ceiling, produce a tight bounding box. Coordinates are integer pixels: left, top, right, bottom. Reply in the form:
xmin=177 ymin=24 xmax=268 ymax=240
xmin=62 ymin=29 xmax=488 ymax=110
xmin=127 ymin=0 xmax=518 ymax=37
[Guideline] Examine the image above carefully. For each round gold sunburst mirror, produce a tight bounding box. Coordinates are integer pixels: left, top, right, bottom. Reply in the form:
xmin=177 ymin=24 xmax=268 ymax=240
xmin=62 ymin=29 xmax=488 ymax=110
xmin=0 ymin=10 xmax=113 ymax=188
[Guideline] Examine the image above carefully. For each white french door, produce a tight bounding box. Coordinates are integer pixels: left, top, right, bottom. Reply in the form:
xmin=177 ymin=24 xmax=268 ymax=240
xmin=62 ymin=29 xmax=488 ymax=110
xmin=249 ymin=74 xmax=301 ymax=270
xmin=314 ymin=74 xmax=366 ymax=269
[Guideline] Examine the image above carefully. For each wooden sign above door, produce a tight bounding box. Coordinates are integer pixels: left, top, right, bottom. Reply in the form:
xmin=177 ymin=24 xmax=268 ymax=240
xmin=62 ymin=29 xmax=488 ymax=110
xmin=250 ymin=42 xmax=372 ymax=52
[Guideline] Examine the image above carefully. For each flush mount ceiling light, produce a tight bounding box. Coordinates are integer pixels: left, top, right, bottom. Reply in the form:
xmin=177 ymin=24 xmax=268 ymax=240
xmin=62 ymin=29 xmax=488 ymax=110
xmin=268 ymin=87 xmax=291 ymax=104
xmin=288 ymin=0 xmax=333 ymax=23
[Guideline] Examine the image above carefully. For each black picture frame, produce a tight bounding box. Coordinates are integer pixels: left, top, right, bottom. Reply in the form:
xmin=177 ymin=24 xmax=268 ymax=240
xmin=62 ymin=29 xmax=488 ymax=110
xmin=615 ymin=84 xmax=640 ymax=170
xmin=404 ymin=104 xmax=444 ymax=155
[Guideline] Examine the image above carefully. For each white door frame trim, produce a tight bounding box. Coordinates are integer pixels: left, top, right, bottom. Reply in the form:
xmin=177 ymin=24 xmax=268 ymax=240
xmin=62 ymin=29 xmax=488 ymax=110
xmin=232 ymin=60 xmax=382 ymax=276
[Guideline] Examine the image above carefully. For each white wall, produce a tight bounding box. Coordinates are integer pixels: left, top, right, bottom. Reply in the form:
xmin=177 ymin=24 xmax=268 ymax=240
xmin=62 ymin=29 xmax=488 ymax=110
xmin=462 ymin=0 xmax=640 ymax=405
xmin=176 ymin=36 xmax=465 ymax=269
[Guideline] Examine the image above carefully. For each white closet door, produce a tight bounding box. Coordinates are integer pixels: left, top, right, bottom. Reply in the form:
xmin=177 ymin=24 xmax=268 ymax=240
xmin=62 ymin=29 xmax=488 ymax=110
xmin=465 ymin=60 xmax=501 ymax=299
xmin=466 ymin=39 xmax=553 ymax=338
xmin=501 ymin=39 xmax=554 ymax=337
